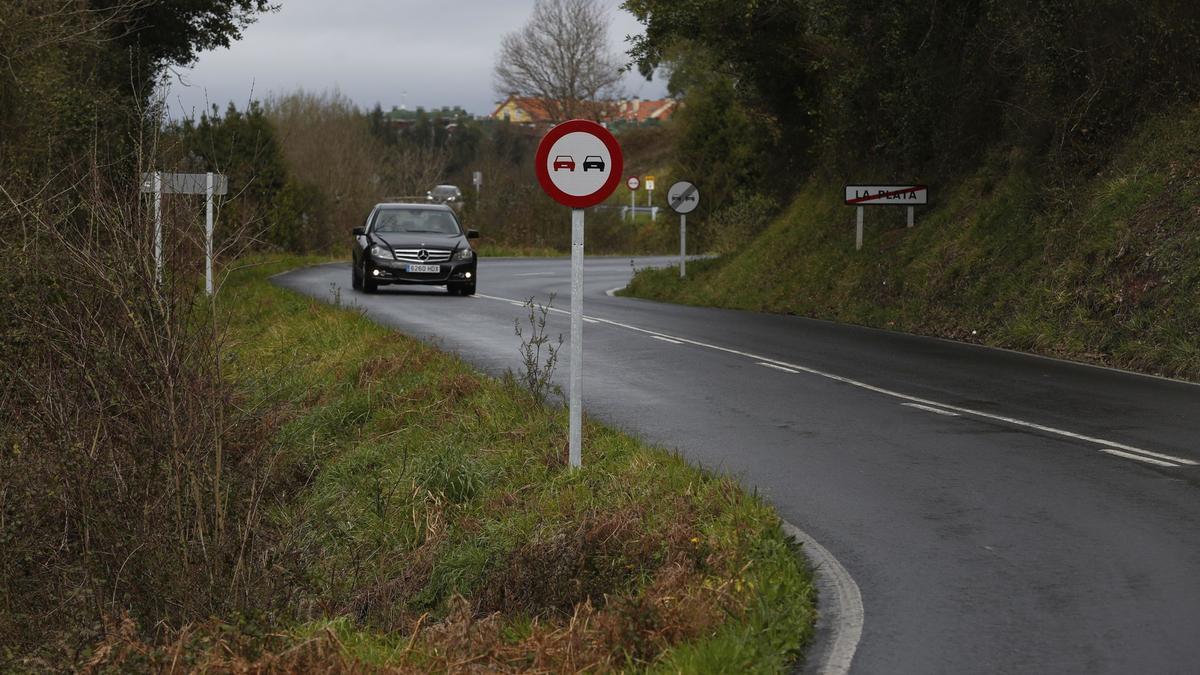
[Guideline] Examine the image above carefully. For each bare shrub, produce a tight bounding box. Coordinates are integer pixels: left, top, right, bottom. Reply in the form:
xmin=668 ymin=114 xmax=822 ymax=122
xmin=0 ymin=157 xmax=280 ymax=660
xmin=265 ymin=89 xmax=449 ymax=245
xmin=513 ymin=295 xmax=563 ymax=404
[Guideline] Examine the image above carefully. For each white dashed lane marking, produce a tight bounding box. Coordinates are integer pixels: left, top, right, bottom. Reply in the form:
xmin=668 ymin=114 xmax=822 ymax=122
xmin=474 ymin=292 xmax=1196 ymax=470
xmin=902 ymin=402 xmax=961 ymax=417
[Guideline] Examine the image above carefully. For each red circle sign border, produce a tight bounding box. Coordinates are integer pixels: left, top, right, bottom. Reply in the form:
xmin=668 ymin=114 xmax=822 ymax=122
xmin=535 ymin=119 xmax=624 ymax=209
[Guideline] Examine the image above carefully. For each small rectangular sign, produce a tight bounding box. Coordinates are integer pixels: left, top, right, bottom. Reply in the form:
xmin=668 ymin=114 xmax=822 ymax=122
xmin=140 ymin=172 xmax=228 ymax=195
xmin=845 ymin=185 xmax=927 ymax=206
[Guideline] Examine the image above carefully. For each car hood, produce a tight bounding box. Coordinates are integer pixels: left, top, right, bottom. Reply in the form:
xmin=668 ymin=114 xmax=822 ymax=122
xmin=372 ymin=232 xmax=465 ymax=250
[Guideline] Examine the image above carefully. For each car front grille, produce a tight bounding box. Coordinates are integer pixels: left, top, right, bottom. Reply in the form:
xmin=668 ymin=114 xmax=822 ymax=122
xmin=393 ymin=249 xmax=451 ymax=263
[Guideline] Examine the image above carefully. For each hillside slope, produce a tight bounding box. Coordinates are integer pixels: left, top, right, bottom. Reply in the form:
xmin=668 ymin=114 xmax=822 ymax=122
xmin=624 ymin=106 xmax=1200 ymax=381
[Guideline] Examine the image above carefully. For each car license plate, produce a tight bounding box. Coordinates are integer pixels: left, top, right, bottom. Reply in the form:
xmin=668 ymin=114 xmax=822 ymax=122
xmin=406 ymin=264 xmax=440 ymax=274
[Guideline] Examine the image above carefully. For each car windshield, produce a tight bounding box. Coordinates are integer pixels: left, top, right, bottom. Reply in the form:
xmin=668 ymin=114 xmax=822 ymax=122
xmin=373 ymin=208 xmax=460 ymax=235
xmin=432 ymin=186 xmax=460 ymax=197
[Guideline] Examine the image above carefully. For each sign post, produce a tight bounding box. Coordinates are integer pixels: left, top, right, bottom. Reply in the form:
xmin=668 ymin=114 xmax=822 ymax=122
xmin=473 ymin=170 xmax=482 ymax=208
xmin=843 ymin=185 xmax=928 ymax=250
xmin=535 ymin=120 xmax=623 ymax=469
xmin=645 ymin=176 xmax=656 ymax=221
xmin=626 ymin=176 xmax=640 ymax=222
xmin=153 ymin=172 xmax=163 ymax=284
xmin=141 ymin=172 xmax=229 ymax=290
xmin=205 ymin=172 xmax=214 ymax=295
xmin=667 ymin=181 xmax=699 ymax=278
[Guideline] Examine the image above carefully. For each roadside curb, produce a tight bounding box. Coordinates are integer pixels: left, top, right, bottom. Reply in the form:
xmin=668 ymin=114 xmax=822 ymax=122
xmin=781 ymin=519 xmax=863 ymax=675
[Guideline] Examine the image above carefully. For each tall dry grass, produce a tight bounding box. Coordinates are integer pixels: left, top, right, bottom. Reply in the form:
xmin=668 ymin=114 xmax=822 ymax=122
xmin=0 ymin=150 xmax=281 ymax=664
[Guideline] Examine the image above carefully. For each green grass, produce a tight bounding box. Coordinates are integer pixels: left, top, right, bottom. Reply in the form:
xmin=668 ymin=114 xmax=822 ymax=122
xmin=623 ymin=104 xmax=1200 ymax=381
xmin=194 ymin=255 xmax=816 ymax=671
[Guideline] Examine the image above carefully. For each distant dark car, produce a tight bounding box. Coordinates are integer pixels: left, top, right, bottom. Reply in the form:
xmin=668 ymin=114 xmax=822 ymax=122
xmin=583 ymin=155 xmax=605 ymax=172
xmin=553 ymin=155 xmax=575 ymax=171
xmin=352 ymin=203 xmax=478 ymax=295
xmin=426 ymin=184 xmax=463 ymax=211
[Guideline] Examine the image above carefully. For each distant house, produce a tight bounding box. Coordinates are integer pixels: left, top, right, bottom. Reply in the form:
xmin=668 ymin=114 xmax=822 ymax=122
xmin=611 ymin=97 xmax=678 ymax=125
xmin=490 ymin=95 xmax=679 ymax=127
xmin=490 ymin=95 xmax=558 ymax=124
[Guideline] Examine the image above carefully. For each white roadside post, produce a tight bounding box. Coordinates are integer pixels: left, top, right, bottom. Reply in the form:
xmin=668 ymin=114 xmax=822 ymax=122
xmin=645 ymin=176 xmax=656 ymax=221
xmin=569 ymin=208 xmax=584 ymax=468
xmin=205 ymin=172 xmax=214 ymax=295
xmin=473 ymin=170 xmax=482 ymax=208
xmin=153 ymin=171 xmax=163 ymax=284
xmin=667 ymin=181 xmax=700 ymax=279
xmin=534 ymin=120 xmax=624 ymax=470
xmin=856 ymin=206 xmax=864 ymax=251
xmin=844 ymin=184 xmax=929 ymax=250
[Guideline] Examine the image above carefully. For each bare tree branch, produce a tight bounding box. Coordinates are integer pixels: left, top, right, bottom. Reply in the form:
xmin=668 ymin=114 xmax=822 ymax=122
xmin=493 ymin=0 xmax=624 ymax=121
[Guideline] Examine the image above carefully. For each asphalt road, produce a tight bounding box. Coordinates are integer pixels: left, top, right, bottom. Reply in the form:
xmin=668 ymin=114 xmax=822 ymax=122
xmin=275 ymin=256 xmax=1200 ymax=674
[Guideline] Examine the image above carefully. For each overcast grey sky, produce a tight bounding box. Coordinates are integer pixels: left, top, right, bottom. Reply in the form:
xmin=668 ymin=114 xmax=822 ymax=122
xmin=165 ymin=0 xmax=667 ymax=119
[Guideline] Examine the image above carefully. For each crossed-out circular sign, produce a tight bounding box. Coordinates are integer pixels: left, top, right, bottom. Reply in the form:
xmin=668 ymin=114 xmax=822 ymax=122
xmin=667 ymin=181 xmax=700 ymax=214
xmin=627 ymin=176 xmax=640 ymax=190
xmin=535 ymin=119 xmax=624 ymax=209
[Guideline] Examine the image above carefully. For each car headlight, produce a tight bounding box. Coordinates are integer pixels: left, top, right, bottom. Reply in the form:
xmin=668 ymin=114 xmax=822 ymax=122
xmin=369 ymin=245 xmax=394 ymax=260
xmin=452 ymin=247 xmax=474 ymax=261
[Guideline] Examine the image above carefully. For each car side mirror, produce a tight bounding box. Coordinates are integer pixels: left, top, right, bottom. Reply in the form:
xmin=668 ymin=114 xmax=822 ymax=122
xmin=352 ymin=226 xmax=365 ymax=236
xmin=467 ymin=229 xmax=480 ymax=239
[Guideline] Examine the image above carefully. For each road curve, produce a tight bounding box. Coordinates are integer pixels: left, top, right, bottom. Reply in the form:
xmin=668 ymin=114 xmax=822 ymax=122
xmin=274 ymin=256 xmax=1200 ymax=674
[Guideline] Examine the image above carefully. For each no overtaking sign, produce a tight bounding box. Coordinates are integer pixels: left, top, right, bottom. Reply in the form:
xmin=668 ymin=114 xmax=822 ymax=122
xmin=534 ymin=120 xmax=625 ymax=470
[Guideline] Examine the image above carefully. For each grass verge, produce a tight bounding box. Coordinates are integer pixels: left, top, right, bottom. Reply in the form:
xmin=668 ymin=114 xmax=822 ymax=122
xmin=84 ymin=255 xmax=815 ymax=672
xmin=623 ymin=105 xmax=1200 ymax=381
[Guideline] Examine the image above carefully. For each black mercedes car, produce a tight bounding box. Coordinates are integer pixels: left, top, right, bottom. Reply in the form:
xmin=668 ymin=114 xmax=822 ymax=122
xmin=351 ymin=203 xmax=478 ymax=295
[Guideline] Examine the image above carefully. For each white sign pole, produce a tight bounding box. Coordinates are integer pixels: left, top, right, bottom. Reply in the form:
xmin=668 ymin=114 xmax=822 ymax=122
xmin=630 ymin=188 xmax=635 ymax=222
xmin=680 ymin=214 xmax=687 ymax=278
xmin=569 ymin=208 xmax=584 ymax=470
xmin=154 ymin=171 xmax=163 ymax=284
xmin=907 ymin=205 xmax=914 ymax=229
xmin=856 ymin=206 xmax=864 ymax=251
xmin=205 ymin=172 xmax=214 ymax=296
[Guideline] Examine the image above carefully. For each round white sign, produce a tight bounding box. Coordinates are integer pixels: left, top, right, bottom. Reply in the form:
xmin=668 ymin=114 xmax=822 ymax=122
xmin=543 ymin=132 xmax=613 ymax=197
xmin=667 ymin=181 xmax=700 ymax=214
xmin=627 ymin=176 xmax=640 ymax=190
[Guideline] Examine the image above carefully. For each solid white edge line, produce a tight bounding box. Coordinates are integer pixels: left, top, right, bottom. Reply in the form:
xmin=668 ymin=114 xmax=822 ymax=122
xmin=651 ymin=335 xmax=683 ymax=345
xmin=605 ymin=286 xmax=626 ymax=297
xmin=902 ymin=402 xmax=961 ymax=417
xmin=759 ymin=362 xmax=800 ymax=374
xmin=474 ymin=291 xmax=1197 ymax=467
xmin=780 ymin=520 xmax=862 ymax=675
xmin=1099 ymin=448 xmax=1179 ymax=468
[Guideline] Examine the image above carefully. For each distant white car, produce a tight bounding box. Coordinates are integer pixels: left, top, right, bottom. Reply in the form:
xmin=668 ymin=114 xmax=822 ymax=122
xmin=426 ymin=184 xmax=464 ymax=211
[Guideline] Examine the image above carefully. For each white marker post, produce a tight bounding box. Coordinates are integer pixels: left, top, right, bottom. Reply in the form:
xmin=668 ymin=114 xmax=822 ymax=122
xmin=569 ymin=208 xmax=584 ymax=468
xmin=473 ymin=170 xmax=482 ymax=208
xmin=153 ymin=171 xmax=163 ymax=284
xmin=856 ymin=206 xmax=864 ymax=251
xmin=667 ymin=181 xmax=700 ymax=279
xmin=645 ymin=176 xmax=656 ymax=221
xmin=844 ymin=185 xmax=929 ymax=250
xmin=205 ymin=172 xmax=215 ymax=295
xmin=535 ymin=120 xmax=624 ymax=469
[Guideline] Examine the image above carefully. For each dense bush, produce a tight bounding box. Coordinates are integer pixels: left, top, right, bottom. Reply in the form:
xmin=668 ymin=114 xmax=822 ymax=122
xmin=625 ymin=0 xmax=1200 ymax=178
